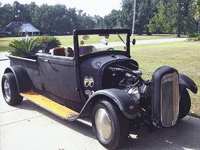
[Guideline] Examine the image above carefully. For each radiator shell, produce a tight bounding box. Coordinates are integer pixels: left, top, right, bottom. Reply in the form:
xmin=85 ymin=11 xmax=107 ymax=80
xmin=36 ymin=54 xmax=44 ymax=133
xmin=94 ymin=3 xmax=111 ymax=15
xmin=152 ymin=66 xmax=179 ymax=127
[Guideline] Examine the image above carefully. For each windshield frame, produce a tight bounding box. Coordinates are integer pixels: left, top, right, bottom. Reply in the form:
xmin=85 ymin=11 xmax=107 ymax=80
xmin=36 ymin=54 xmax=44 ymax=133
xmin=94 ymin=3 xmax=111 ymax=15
xmin=73 ymin=29 xmax=131 ymax=61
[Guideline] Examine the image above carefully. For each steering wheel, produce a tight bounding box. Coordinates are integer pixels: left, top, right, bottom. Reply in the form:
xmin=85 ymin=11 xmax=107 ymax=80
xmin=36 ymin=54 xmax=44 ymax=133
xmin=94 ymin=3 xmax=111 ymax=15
xmin=106 ymin=48 xmax=115 ymax=51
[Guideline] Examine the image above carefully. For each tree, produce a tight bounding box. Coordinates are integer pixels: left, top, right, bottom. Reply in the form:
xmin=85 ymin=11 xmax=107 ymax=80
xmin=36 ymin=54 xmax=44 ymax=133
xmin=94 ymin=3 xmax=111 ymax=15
xmin=31 ymin=4 xmax=74 ymax=34
xmin=193 ymin=0 xmax=200 ymax=33
xmin=120 ymin=0 xmax=157 ymax=35
xmin=76 ymin=10 xmax=96 ymax=30
xmin=103 ymin=10 xmax=122 ymax=29
xmin=0 ymin=3 xmax=14 ymax=29
xmin=94 ymin=15 xmax=104 ymax=29
xmin=148 ymin=3 xmax=165 ymax=34
xmin=148 ymin=0 xmax=196 ymax=37
xmin=135 ymin=0 xmax=154 ymax=35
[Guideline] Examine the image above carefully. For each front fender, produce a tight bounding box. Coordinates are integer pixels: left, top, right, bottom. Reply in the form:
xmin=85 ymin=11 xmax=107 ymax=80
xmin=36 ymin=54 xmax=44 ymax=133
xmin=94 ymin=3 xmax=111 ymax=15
xmin=4 ymin=65 xmax=33 ymax=93
xmin=179 ymin=74 xmax=198 ymax=94
xmin=78 ymin=89 xmax=139 ymax=119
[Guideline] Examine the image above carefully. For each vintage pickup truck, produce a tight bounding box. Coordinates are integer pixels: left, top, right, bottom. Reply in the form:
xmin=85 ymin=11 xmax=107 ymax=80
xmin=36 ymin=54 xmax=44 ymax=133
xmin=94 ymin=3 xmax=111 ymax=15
xmin=1 ymin=29 xmax=198 ymax=149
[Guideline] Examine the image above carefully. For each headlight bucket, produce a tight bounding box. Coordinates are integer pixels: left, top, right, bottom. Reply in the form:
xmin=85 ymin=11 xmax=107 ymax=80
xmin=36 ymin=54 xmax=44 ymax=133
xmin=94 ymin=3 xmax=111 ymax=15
xmin=128 ymin=87 xmax=140 ymax=104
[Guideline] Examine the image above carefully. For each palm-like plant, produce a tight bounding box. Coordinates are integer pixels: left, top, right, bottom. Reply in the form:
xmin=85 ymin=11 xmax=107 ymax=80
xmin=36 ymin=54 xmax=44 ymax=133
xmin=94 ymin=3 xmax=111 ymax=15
xmin=38 ymin=35 xmax=61 ymax=53
xmin=9 ymin=38 xmax=44 ymax=56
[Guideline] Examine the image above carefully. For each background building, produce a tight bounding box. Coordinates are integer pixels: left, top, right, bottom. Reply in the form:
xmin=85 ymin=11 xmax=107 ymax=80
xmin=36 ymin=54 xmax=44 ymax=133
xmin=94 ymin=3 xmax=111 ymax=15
xmin=0 ymin=21 xmax=40 ymax=36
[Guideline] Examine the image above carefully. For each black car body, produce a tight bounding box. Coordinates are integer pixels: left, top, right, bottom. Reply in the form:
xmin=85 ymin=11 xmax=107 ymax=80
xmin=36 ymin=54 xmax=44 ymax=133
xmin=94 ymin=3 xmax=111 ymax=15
xmin=1 ymin=29 xmax=198 ymax=149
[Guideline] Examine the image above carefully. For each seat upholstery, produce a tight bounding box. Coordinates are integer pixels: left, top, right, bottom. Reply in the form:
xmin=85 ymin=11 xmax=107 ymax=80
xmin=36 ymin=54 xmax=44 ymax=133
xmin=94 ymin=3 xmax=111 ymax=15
xmin=53 ymin=47 xmax=66 ymax=56
xmin=67 ymin=47 xmax=74 ymax=57
xmin=79 ymin=45 xmax=94 ymax=55
xmin=53 ymin=47 xmax=74 ymax=57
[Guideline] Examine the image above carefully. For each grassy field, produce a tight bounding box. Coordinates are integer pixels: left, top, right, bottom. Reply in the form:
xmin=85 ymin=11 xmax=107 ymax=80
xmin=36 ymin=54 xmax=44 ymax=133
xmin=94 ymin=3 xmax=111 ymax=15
xmin=130 ymin=41 xmax=200 ymax=117
xmin=0 ymin=34 xmax=184 ymax=52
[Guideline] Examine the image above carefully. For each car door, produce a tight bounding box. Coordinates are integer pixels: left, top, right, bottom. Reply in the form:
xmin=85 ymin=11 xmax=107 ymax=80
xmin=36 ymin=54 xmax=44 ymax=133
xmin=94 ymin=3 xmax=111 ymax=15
xmin=39 ymin=55 xmax=82 ymax=102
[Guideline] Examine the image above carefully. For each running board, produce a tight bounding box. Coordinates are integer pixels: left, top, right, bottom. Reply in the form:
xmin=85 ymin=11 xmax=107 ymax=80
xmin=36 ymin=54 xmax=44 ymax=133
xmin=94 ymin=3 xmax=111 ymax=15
xmin=20 ymin=91 xmax=79 ymax=120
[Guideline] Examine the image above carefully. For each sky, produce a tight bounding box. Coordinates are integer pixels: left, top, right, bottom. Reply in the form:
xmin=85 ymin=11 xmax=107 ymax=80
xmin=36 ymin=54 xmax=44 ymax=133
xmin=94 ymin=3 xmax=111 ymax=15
xmin=2 ymin=0 xmax=122 ymax=17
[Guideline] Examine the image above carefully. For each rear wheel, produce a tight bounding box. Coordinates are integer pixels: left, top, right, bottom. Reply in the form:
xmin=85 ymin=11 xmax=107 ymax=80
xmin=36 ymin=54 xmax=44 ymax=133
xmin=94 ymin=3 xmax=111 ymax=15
xmin=1 ymin=73 xmax=23 ymax=105
xmin=179 ymin=89 xmax=191 ymax=119
xmin=91 ymin=99 xmax=129 ymax=149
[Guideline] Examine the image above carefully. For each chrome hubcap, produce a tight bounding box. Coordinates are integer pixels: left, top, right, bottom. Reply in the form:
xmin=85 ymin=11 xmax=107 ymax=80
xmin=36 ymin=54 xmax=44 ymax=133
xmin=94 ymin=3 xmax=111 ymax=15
xmin=4 ymin=80 xmax=11 ymax=101
xmin=95 ymin=108 xmax=112 ymax=141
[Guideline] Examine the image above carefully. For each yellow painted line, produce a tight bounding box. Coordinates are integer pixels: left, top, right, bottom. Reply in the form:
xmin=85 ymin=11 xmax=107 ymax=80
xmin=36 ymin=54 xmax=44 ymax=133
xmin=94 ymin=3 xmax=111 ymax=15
xmin=20 ymin=91 xmax=79 ymax=119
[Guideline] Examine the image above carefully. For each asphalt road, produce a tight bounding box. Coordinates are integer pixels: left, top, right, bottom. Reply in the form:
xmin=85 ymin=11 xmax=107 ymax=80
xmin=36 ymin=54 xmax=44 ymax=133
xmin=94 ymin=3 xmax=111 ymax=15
xmin=1 ymin=38 xmax=200 ymax=150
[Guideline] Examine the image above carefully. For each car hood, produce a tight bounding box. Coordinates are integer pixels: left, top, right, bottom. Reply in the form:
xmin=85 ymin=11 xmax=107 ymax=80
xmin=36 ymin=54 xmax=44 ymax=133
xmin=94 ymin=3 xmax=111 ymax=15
xmin=80 ymin=54 xmax=130 ymax=75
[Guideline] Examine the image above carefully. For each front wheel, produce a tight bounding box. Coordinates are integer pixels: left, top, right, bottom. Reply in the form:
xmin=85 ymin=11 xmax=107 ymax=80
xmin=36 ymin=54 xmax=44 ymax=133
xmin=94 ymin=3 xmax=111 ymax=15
xmin=91 ymin=99 xmax=129 ymax=149
xmin=179 ymin=89 xmax=191 ymax=119
xmin=1 ymin=73 xmax=23 ymax=105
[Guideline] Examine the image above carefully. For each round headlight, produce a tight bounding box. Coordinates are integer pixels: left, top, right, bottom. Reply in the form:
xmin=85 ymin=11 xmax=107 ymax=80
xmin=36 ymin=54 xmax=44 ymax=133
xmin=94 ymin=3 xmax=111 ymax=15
xmin=128 ymin=87 xmax=140 ymax=104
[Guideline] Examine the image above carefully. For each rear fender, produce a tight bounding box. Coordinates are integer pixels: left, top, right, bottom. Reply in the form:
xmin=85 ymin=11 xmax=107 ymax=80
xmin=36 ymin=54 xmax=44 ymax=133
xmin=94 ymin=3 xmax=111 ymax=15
xmin=4 ymin=65 xmax=33 ymax=93
xmin=179 ymin=74 xmax=198 ymax=94
xmin=78 ymin=89 xmax=139 ymax=119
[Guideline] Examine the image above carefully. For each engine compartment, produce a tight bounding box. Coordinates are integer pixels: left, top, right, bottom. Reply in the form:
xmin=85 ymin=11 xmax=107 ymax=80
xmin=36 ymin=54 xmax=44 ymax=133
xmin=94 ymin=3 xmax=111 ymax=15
xmin=101 ymin=60 xmax=152 ymax=112
xmin=102 ymin=60 xmax=139 ymax=89
xmin=101 ymin=60 xmax=155 ymax=131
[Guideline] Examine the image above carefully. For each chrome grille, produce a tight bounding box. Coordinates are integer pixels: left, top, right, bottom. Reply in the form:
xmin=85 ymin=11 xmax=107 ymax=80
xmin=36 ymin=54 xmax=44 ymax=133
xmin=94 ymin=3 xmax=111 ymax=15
xmin=161 ymin=72 xmax=179 ymax=127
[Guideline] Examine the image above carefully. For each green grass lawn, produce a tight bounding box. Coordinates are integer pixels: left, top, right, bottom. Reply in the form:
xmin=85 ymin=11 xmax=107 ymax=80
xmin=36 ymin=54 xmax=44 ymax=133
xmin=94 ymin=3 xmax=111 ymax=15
xmin=130 ymin=41 xmax=200 ymax=117
xmin=0 ymin=37 xmax=22 ymax=52
xmin=0 ymin=34 xmax=184 ymax=52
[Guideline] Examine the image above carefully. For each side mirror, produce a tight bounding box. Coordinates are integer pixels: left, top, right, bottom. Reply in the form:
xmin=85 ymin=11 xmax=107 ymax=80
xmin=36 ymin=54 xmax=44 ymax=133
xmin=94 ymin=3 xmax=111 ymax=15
xmin=132 ymin=39 xmax=136 ymax=45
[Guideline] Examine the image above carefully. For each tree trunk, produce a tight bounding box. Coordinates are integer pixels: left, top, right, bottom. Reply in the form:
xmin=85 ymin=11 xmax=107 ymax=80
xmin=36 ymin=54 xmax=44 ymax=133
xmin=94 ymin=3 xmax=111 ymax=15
xmin=177 ymin=32 xmax=181 ymax=37
xmin=177 ymin=1 xmax=182 ymax=38
xmin=146 ymin=31 xmax=152 ymax=35
xmin=177 ymin=20 xmax=181 ymax=37
xmin=138 ymin=29 xmax=142 ymax=35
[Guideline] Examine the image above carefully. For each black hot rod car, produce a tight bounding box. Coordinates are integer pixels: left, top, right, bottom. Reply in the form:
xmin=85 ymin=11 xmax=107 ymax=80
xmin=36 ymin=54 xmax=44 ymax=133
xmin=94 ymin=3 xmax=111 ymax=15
xmin=1 ymin=29 xmax=198 ymax=149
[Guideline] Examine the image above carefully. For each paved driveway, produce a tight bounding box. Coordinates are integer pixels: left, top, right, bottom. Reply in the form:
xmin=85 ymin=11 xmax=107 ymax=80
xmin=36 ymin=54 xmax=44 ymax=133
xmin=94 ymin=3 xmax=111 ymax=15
xmin=0 ymin=52 xmax=9 ymax=61
xmin=0 ymin=58 xmax=200 ymax=149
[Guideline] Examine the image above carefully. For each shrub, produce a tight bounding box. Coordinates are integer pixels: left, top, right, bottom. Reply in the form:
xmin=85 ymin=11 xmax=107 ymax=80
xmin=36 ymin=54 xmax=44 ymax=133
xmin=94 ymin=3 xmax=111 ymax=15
xmin=9 ymin=38 xmax=44 ymax=56
xmin=188 ymin=33 xmax=200 ymax=38
xmin=0 ymin=34 xmax=7 ymax=38
xmin=38 ymin=35 xmax=61 ymax=53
